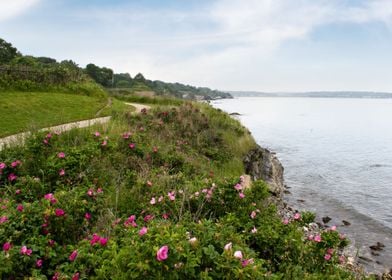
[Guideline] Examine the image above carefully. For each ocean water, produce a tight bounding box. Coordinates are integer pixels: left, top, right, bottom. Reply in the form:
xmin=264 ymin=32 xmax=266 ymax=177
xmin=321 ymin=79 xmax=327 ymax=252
xmin=212 ymin=97 xmax=392 ymax=271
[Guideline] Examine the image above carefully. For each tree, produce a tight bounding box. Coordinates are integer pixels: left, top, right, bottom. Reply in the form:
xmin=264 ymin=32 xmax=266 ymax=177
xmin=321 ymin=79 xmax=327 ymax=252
xmin=85 ymin=63 xmax=113 ymax=87
xmin=0 ymin=38 xmax=20 ymax=64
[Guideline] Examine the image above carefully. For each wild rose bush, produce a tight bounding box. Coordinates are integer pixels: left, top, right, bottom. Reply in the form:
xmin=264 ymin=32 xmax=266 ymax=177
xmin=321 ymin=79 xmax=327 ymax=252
xmin=0 ymin=103 xmax=360 ymax=279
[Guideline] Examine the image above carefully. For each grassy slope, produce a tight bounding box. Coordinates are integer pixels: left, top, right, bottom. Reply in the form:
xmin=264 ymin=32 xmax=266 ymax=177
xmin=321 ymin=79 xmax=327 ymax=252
xmin=0 ymin=98 xmax=362 ymax=279
xmin=0 ymin=92 xmax=109 ymax=137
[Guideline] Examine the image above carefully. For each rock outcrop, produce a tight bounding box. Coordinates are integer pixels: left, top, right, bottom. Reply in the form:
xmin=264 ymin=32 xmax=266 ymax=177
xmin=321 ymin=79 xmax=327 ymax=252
xmin=243 ymin=145 xmax=285 ymax=197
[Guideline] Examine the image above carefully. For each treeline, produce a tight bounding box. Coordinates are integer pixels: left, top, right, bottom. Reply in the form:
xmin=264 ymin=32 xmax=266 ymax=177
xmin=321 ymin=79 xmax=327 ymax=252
xmin=0 ymin=38 xmax=231 ymax=100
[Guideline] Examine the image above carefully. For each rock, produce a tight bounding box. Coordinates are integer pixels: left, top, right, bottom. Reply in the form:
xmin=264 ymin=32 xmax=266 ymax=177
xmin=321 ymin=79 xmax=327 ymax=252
xmin=243 ymin=145 xmax=285 ymax=197
xmin=342 ymin=220 xmax=351 ymax=226
xmin=297 ymin=199 xmax=305 ymax=203
xmin=322 ymin=216 xmax=331 ymax=224
xmin=229 ymin=112 xmax=241 ymax=116
xmin=370 ymin=242 xmax=385 ymax=251
xmin=283 ymin=190 xmax=291 ymax=194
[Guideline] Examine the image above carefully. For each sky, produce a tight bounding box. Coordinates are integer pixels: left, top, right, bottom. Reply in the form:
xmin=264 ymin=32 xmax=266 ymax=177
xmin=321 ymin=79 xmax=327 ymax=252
xmin=1 ymin=0 xmax=392 ymax=92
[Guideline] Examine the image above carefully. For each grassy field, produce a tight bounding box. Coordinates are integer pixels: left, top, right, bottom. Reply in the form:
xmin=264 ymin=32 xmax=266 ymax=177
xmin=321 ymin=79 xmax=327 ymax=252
xmin=0 ymin=92 xmax=109 ymax=137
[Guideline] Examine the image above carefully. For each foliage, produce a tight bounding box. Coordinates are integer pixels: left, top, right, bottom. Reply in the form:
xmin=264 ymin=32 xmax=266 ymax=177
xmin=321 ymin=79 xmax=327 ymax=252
xmin=0 ymin=102 xmax=364 ymax=279
xmin=85 ymin=64 xmax=114 ymax=87
xmin=0 ymin=38 xmax=20 ymax=64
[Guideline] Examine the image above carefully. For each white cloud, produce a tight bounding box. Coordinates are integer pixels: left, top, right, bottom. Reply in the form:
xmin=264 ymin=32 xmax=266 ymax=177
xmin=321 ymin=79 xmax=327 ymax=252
xmin=0 ymin=0 xmax=41 ymax=22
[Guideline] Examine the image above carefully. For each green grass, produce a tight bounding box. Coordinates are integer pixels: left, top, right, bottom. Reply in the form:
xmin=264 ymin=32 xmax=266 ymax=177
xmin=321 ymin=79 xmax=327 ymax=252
xmin=0 ymin=92 xmax=109 ymax=137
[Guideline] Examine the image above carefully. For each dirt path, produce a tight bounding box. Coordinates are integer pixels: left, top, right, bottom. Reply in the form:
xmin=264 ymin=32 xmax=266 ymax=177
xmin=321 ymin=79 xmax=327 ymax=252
xmin=0 ymin=102 xmax=151 ymax=151
xmin=125 ymin=102 xmax=151 ymax=112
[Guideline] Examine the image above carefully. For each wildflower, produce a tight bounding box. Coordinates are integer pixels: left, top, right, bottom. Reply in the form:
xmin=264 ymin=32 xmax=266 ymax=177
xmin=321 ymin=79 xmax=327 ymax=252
xmin=339 ymin=233 xmax=346 ymax=240
xmin=330 ymin=225 xmax=337 ymax=231
xmin=308 ymin=234 xmax=314 ymax=241
xmin=97 ymin=187 xmax=103 ymax=194
xmin=339 ymin=255 xmax=346 ymax=264
xmin=3 ymin=242 xmax=11 ymax=251
xmin=314 ymin=235 xmax=322 ymax=243
xmin=139 ymin=227 xmax=148 ymax=236
xmin=282 ymin=218 xmax=289 ymax=225
xmin=168 ymin=191 xmax=176 ymax=201
xmin=124 ymin=215 xmax=137 ymax=227
xmin=242 ymin=258 xmax=254 ymax=267
xmin=194 ymin=191 xmax=199 ymax=197
xmin=20 ymin=246 xmax=32 ymax=256
xmin=94 ymin=131 xmax=100 ymax=137
xmin=234 ymin=251 xmax=243 ymax=260
xmin=85 ymin=213 xmax=91 ymax=220
xmin=251 ymin=227 xmax=257 ymax=234
xmin=57 ymin=152 xmax=65 ymax=158
xmin=87 ymin=188 xmax=94 ymax=197
xmin=48 ymin=240 xmax=55 ymax=247
xmin=144 ymin=214 xmax=154 ymax=222
xmin=44 ymin=193 xmax=57 ymax=204
xmin=293 ymin=213 xmax=301 ymax=220
xmin=162 ymin=213 xmax=169 ymax=219
xmin=11 ymin=160 xmax=21 ymax=168
xmin=46 ymin=133 xmax=52 ymax=139
xmin=324 ymin=254 xmax=331 ymax=261
xmin=327 ymin=248 xmax=335 ymax=255
xmin=55 ymin=209 xmax=65 ymax=217
xmin=129 ymin=143 xmax=136 ymax=149
xmin=239 ymin=192 xmax=245 ymax=199
xmin=224 ymin=242 xmax=232 ymax=251
xmin=150 ymin=197 xmax=156 ymax=205
xmin=250 ymin=211 xmax=257 ymax=219
xmin=59 ymin=169 xmax=65 ymax=176
xmin=156 ymin=245 xmax=169 ymax=261
xmin=202 ymin=188 xmax=208 ymax=193
xmin=52 ymin=272 xmax=60 ymax=280
xmin=146 ymin=180 xmax=153 ymax=187
xmin=90 ymin=234 xmax=100 ymax=245
xmin=72 ymin=273 xmax=80 ymax=280
xmin=234 ymin=183 xmax=242 ymax=191
xmin=16 ymin=204 xmax=24 ymax=212
xmin=15 ymin=189 xmax=21 ymax=195
xmin=69 ymin=250 xmax=78 ymax=261
xmin=43 ymin=139 xmax=49 ymax=145
xmin=0 ymin=216 xmax=8 ymax=224
xmin=189 ymin=237 xmax=197 ymax=245
xmin=36 ymin=259 xmax=43 ymax=268
xmin=122 ymin=132 xmax=132 ymax=139
xmin=158 ymin=196 xmax=163 ymax=202
xmin=100 ymin=237 xmax=108 ymax=246
xmin=240 ymin=175 xmax=245 ymax=183
xmin=101 ymin=140 xmax=107 ymax=146
xmin=0 ymin=162 xmax=6 ymax=169
xmin=8 ymin=173 xmax=17 ymax=182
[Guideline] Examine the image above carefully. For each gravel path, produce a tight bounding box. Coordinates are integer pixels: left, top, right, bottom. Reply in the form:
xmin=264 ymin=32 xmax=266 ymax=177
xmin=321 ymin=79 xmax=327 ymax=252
xmin=0 ymin=102 xmax=152 ymax=151
xmin=0 ymin=117 xmax=111 ymax=151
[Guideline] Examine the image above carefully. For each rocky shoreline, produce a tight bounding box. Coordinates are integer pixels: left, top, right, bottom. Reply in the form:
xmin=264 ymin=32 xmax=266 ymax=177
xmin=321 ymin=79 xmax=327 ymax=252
xmin=243 ymin=145 xmax=392 ymax=279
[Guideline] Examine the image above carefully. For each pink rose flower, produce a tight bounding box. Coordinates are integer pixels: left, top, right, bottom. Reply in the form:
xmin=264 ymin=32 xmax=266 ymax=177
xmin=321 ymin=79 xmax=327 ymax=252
xmin=293 ymin=213 xmax=301 ymax=220
xmin=251 ymin=227 xmax=257 ymax=234
xmin=139 ymin=227 xmax=148 ymax=236
xmin=55 ymin=209 xmax=65 ymax=217
xmin=150 ymin=197 xmax=156 ymax=205
xmin=58 ymin=152 xmax=65 ymax=158
xmin=129 ymin=143 xmax=135 ymax=149
xmin=324 ymin=253 xmax=331 ymax=261
xmin=11 ymin=160 xmax=21 ymax=168
xmin=69 ymin=250 xmax=78 ymax=261
xmin=0 ymin=162 xmax=6 ymax=169
xmin=156 ymin=245 xmax=169 ymax=261
xmin=90 ymin=233 xmax=100 ymax=245
xmin=234 ymin=250 xmax=243 ymax=260
xmin=85 ymin=213 xmax=91 ymax=220
xmin=72 ymin=272 xmax=80 ymax=280
xmin=100 ymin=237 xmax=108 ymax=246
xmin=8 ymin=173 xmax=17 ymax=182
xmin=59 ymin=169 xmax=65 ymax=176
xmin=242 ymin=258 xmax=254 ymax=267
xmin=20 ymin=246 xmax=32 ymax=256
xmin=0 ymin=216 xmax=8 ymax=224
xmin=94 ymin=131 xmax=100 ymax=137
xmin=3 ymin=242 xmax=11 ymax=251
xmin=314 ymin=235 xmax=322 ymax=243
xmin=250 ymin=211 xmax=257 ymax=219
xmin=16 ymin=204 xmax=24 ymax=212
xmin=36 ymin=259 xmax=43 ymax=268
xmin=239 ymin=192 xmax=245 ymax=199
xmin=224 ymin=242 xmax=232 ymax=251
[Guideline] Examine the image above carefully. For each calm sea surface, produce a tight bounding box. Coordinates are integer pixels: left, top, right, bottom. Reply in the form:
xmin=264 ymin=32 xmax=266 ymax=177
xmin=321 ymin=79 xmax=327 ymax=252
xmin=212 ymin=97 xmax=392 ymax=271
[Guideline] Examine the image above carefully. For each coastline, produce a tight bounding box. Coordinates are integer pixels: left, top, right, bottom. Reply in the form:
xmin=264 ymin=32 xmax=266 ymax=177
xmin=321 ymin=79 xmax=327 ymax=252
xmin=243 ymin=144 xmax=391 ymax=278
xmin=212 ymin=97 xmax=392 ymax=276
